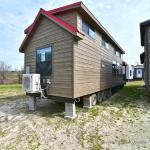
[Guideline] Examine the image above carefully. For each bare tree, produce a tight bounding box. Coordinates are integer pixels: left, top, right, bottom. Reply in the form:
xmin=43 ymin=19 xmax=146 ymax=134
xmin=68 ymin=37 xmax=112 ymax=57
xmin=0 ymin=61 xmax=11 ymax=84
xmin=15 ymin=67 xmax=24 ymax=83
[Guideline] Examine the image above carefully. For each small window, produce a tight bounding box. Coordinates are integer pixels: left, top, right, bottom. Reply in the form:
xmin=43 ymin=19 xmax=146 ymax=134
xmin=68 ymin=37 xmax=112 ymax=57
xmin=115 ymin=51 xmax=121 ymax=58
xmin=102 ymin=38 xmax=109 ymax=49
xmin=138 ymin=70 xmax=141 ymax=74
xmin=36 ymin=46 xmax=52 ymax=76
xmin=112 ymin=61 xmax=116 ymax=76
xmin=130 ymin=70 xmax=132 ymax=76
xmin=82 ymin=20 xmax=95 ymax=39
xmin=89 ymin=28 xmax=95 ymax=39
xmin=82 ymin=21 xmax=89 ymax=35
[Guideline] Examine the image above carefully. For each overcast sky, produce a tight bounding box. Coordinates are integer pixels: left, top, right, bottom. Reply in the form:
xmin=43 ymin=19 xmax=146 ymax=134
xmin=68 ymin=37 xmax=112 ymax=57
xmin=0 ymin=0 xmax=150 ymax=69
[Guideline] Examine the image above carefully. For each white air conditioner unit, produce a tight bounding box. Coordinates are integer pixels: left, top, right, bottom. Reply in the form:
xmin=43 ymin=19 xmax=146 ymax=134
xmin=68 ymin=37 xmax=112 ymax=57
xmin=23 ymin=74 xmax=41 ymax=93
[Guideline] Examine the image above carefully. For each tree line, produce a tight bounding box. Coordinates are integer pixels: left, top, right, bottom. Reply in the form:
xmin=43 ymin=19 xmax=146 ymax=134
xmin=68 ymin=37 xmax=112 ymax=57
xmin=0 ymin=61 xmax=23 ymax=84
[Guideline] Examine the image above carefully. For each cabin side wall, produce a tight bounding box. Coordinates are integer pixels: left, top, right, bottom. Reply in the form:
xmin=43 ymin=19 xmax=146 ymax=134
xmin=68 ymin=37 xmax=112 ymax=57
xmin=144 ymin=26 xmax=150 ymax=89
xmin=73 ymin=13 xmax=124 ymax=98
xmin=24 ymin=16 xmax=74 ymax=98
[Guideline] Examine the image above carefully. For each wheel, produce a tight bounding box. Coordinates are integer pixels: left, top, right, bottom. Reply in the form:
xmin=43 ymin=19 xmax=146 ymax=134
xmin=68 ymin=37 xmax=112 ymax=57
xmin=102 ymin=90 xmax=107 ymax=100
xmin=106 ymin=89 xmax=112 ymax=98
xmin=97 ymin=92 xmax=103 ymax=103
xmin=91 ymin=94 xmax=97 ymax=106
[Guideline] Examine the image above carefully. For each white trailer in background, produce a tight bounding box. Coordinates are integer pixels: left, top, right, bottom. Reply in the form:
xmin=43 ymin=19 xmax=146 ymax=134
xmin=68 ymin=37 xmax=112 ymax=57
xmin=126 ymin=65 xmax=134 ymax=80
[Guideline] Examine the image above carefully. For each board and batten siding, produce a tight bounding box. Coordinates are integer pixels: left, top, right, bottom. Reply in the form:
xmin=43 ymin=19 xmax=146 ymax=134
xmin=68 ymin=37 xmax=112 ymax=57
xmin=73 ymin=13 xmax=123 ymax=98
xmin=24 ymin=16 xmax=74 ymax=98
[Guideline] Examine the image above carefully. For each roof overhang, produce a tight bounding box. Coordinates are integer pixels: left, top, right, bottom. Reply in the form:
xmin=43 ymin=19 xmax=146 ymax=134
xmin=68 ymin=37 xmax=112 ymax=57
xmin=122 ymin=61 xmax=128 ymax=66
xmin=19 ymin=8 xmax=83 ymax=53
xmin=140 ymin=19 xmax=150 ymax=46
xmin=20 ymin=1 xmax=125 ymax=54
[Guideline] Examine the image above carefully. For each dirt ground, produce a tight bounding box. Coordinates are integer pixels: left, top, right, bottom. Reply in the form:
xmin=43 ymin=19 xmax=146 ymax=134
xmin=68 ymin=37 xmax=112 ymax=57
xmin=0 ymin=81 xmax=150 ymax=150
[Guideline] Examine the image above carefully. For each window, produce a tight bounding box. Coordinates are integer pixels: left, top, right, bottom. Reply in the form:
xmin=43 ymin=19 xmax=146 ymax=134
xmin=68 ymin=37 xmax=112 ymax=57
xmin=112 ymin=61 xmax=117 ymax=76
xmin=112 ymin=61 xmax=123 ymax=76
xmin=115 ymin=50 xmax=121 ymax=58
xmin=82 ymin=21 xmax=95 ymax=39
xmin=138 ymin=70 xmax=141 ymax=74
xmin=102 ymin=38 xmax=109 ymax=49
xmin=130 ymin=70 xmax=132 ymax=76
xmin=36 ymin=46 xmax=52 ymax=76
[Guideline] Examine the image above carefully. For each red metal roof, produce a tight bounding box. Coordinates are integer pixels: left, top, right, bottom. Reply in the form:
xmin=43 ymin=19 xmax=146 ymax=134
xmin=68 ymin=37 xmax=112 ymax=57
xmin=24 ymin=1 xmax=82 ymax=34
xmin=48 ymin=1 xmax=81 ymax=14
xmin=20 ymin=6 xmax=82 ymax=52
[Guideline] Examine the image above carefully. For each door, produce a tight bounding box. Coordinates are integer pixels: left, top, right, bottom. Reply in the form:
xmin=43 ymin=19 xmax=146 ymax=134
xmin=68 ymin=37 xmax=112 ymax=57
xmin=136 ymin=69 xmax=142 ymax=78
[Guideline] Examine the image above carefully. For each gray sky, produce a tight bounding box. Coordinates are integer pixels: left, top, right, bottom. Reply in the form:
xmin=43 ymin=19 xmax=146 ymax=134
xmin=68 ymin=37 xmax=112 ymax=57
xmin=0 ymin=0 xmax=150 ymax=69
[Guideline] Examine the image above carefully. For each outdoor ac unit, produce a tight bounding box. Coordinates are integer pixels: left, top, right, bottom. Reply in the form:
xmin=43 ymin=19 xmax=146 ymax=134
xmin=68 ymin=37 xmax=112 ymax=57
xmin=23 ymin=74 xmax=41 ymax=93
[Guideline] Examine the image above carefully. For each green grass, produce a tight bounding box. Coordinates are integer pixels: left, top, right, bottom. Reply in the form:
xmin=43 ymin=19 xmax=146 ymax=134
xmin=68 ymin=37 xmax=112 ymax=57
xmin=0 ymin=84 xmax=21 ymax=90
xmin=0 ymin=84 xmax=24 ymax=99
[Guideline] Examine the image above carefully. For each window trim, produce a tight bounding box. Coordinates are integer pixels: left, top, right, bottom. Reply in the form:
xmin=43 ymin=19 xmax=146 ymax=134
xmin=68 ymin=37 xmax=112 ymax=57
xmin=36 ymin=44 xmax=53 ymax=77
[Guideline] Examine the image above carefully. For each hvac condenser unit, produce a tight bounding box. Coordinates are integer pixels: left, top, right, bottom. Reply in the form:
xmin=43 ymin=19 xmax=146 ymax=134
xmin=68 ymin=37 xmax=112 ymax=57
xmin=23 ymin=74 xmax=41 ymax=93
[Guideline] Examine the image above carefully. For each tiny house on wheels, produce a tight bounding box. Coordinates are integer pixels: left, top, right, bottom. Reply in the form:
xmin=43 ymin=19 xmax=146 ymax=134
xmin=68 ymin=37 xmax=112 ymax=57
xmin=133 ymin=65 xmax=144 ymax=80
xmin=126 ymin=65 xmax=134 ymax=80
xmin=19 ymin=2 xmax=126 ymax=118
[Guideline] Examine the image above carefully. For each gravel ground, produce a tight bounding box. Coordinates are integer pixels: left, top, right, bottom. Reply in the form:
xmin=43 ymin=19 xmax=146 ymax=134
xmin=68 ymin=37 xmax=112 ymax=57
xmin=0 ymin=82 xmax=150 ymax=150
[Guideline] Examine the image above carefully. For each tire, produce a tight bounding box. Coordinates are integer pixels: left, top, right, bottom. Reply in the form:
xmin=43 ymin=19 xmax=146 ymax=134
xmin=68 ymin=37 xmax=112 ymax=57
xmin=102 ymin=90 xmax=107 ymax=100
xmin=106 ymin=89 xmax=112 ymax=98
xmin=91 ymin=94 xmax=97 ymax=106
xmin=97 ymin=92 xmax=103 ymax=103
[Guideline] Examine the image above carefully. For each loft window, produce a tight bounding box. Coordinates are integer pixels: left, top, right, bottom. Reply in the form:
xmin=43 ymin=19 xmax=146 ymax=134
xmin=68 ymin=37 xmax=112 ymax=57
xmin=115 ymin=50 xmax=121 ymax=58
xmin=102 ymin=37 xmax=109 ymax=49
xmin=82 ymin=20 xmax=95 ymax=39
xmin=36 ymin=46 xmax=52 ymax=76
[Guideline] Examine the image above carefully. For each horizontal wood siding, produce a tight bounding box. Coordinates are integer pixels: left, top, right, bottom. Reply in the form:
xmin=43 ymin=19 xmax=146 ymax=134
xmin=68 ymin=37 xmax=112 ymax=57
xmin=144 ymin=26 xmax=150 ymax=87
xmin=24 ymin=16 xmax=74 ymax=98
xmin=73 ymin=14 xmax=123 ymax=98
xmin=55 ymin=10 xmax=77 ymax=28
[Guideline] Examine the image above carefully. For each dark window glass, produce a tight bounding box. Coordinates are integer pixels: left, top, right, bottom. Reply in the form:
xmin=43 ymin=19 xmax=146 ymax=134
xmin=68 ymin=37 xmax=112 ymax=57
xmin=82 ymin=21 xmax=89 ymax=35
xmin=36 ymin=46 xmax=52 ymax=76
xmin=89 ymin=28 xmax=95 ymax=39
xmin=130 ymin=70 xmax=132 ymax=76
xmin=102 ymin=38 xmax=109 ymax=49
xmin=112 ymin=61 xmax=116 ymax=76
xmin=82 ymin=21 xmax=95 ymax=39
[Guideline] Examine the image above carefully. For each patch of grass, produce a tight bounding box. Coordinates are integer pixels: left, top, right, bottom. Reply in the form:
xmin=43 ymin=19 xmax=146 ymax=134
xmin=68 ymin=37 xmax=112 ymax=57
xmin=0 ymin=84 xmax=24 ymax=99
xmin=0 ymin=84 xmax=21 ymax=89
xmin=119 ymin=138 xmax=129 ymax=145
xmin=0 ymin=130 xmax=7 ymax=137
xmin=90 ymin=107 xmax=99 ymax=117
xmin=92 ymin=144 xmax=103 ymax=150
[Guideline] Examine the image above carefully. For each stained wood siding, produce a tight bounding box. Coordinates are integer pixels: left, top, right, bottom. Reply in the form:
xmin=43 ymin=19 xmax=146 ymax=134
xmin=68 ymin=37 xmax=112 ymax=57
xmin=55 ymin=10 xmax=77 ymax=27
xmin=73 ymin=14 xmax=123 ymax=98
xmin=24 ymin=16 xmax=74 ymax=98
xmin=144 ymin=26 xmax=150 ymax=87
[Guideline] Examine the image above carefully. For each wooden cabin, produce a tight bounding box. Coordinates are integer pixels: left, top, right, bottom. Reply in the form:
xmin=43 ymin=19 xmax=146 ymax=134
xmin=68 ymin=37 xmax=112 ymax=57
xmin=19 ymin=2 xmax=126 ymax=118
xmin=140 ymin=19 xmax=150 ymax=90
